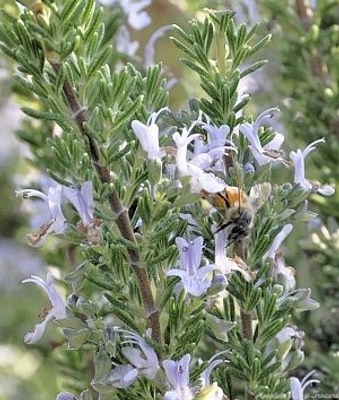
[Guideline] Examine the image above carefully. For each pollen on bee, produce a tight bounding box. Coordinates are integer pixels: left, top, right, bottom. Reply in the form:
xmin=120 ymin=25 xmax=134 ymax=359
xmin=213 ymin=186 xmax=248 ymax=209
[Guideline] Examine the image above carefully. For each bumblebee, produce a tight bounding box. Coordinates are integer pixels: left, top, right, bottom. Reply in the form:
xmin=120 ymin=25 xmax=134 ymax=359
xmin=202 ymin=182 xmax=271 ymax=244
xmin=211 ymin=186 xmax=253 ymax=243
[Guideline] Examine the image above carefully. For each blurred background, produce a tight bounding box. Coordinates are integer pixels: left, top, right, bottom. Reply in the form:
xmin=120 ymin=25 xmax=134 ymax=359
xmin=1 ymin=0 xmax=339 ymax=399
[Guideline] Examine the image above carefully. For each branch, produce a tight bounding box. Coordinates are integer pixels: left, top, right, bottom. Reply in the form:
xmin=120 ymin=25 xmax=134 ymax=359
xmin=50 ymin=59 xmax=162 ymax=350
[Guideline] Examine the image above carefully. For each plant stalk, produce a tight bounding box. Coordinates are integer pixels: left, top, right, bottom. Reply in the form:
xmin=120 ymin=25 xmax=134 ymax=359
xmin=49 ymin=59 xmax=162 ymax=350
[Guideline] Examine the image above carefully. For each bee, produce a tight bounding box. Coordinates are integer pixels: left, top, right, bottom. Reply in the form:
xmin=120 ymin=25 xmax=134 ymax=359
xmin=202 ymin=182 xmax=271 ymax=244
xmin=212 ymin=186 xmax=253 ymax=243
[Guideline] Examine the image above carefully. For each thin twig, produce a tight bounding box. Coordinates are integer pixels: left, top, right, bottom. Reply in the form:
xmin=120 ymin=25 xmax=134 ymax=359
xmin=234 ymin=240 xmax=255 ymax=400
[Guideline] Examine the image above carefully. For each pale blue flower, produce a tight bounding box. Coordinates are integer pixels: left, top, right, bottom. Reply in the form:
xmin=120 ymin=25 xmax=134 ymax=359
xmin=279 ymin=288 xmax=319 ymax=311
xmin=262 ymin=224 xmax=295 ymax=290
xmin=290 ymin=370 xmax=319 ymax=400
xmin=116 ymin=26 xmax=139 ymax=57
xmin=263 ymin=224 xmax=293 ymax=260
xmin=202 ymin=123 xmax=230 ymax=145
xmin=214 ymin=226 xmax=251 ymax=280
xmin=163 ymin=354 xmax=194 ymax=400
xmin=167 ymin=237 xmax=216 ymax=297
xmin=16 ymin=185 xmax=66 ymax=245
xmin=240 ymin=107 xmax=284 ymax=166
xmin=275 ymin=326 xmax=304 ymax=370
xmin=200 ymin=123 xmax=232 ymax=155
xmin=121 ymin=0 xmax=152 ymax=30
xmin=109 ymin=328 xmax=160 ymax=388
xmin=194 ymin=123 xmax=236 ymax=172
xmin=56 ymin=393 xmax=77 ymax=400
xmin=63 ymin=181 xmax=94 ymax=226
xmin=100 ymin=0 xmax=151 ymax=30
xmin=274 ymin=252 xmax=296 ymax=291
xmin=290 ymin=138 xmax=335 ymax=195
xmin=16 ymin=180 xmax=96 ymax=244
xmin=196 ymin=352 xmax=228 ymax=399
xmin=173 ymin=126 xmax=226 ymax=193
xmin=199 ymin=352 xmax=227 ymax=388
xmin=22 ymin=273 xmax=67 ymax=344
xmin=292 ymin=288 xmax=320 ymax=311
xmin=121 ymin=328 xmax=160 ymax=379
xmin=131 ymin=108 xmax=168 ymax=160
xmin=109 ymin=364 xmax=138 ymax=388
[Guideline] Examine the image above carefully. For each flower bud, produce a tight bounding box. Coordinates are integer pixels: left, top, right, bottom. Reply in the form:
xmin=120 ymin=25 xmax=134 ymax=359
xmin=195 ymin=383 xmax=227 ymax=400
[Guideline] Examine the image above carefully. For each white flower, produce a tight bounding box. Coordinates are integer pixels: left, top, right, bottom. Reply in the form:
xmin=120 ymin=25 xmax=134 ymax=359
xmin=290 ymin=138 xmax=335 ymax=195
xmin=163 ymin=354 xmax=194 ymax=400
xmin=22 ymin=273 xmax=67 ymax=344
xmin=131 ymin=108 xmax=167 ymax=160
xmin=290 ymin=370 xmax=319 ymax=400
xmin=240 ymin=107 xmax=284 ymax=166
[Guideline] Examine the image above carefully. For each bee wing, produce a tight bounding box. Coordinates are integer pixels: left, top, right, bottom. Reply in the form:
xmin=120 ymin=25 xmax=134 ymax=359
xmin=249 ymin=182 xmax=272 ymax=211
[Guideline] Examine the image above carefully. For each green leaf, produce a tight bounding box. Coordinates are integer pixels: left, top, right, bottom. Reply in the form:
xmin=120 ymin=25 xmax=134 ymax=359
xmin=93 ymin=346 xmax=112 ymax=382
xmin=262 ymin=292 xmax=277 ymax=322
xmin=170 ymin=36 xmax=196 ymax=59
xmin=240 ymin=60 xmax=268 ymax=78
xmin=236 ymin=23 xmax=248 ymax=48
xmin=113 ymin=95 xmax=143 ymax=130
xmin=226 ymin=366 xmax=248 ymax=381
xmin=60 ymin=0 xmax=85 ymax=28
xmin=249 ymin=34 xmax=272 ymax=56
xmin=21 ymin=107 xmax=65 ymax=122
xmin=87 ymin=45 xmax=112 ymax=80
xmin=180 ymin=58 xmax=208 ymax=77
xmin=172 ymin=23 xmax=194 ymax=45
xmin=260 ymin=318 xmax=284 ymax=343
xmin=104 ymin=293 xmax=141 ymax=333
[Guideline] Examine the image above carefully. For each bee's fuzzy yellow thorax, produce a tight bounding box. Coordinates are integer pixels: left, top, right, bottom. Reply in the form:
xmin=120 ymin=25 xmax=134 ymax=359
xmin=212 ymin=186 xmax=249 ymax=209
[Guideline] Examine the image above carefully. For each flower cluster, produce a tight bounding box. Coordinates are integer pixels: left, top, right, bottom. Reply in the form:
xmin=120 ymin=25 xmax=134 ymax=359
xmin=59 ymin=349 xmax=227 ymax=400
xmin=17 ymin=104 xmax=333 ymax=399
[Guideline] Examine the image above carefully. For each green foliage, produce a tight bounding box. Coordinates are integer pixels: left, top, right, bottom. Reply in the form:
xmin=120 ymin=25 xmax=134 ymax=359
xmin=171 ymin=11 xmax=270 ymax=126
xmin=0 ymin=1 xmax=332 ymax=400
xmin=256 ymin=1 xmax=339 ymax=395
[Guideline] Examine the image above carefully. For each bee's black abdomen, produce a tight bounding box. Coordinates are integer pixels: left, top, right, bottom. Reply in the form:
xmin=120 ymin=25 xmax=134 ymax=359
xmin=217 ymin=208 xmax=252 ymax=242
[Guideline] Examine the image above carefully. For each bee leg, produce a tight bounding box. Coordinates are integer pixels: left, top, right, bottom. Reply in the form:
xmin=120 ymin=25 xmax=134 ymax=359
xmin=214 ymin=220 xmax=231 ymax=234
